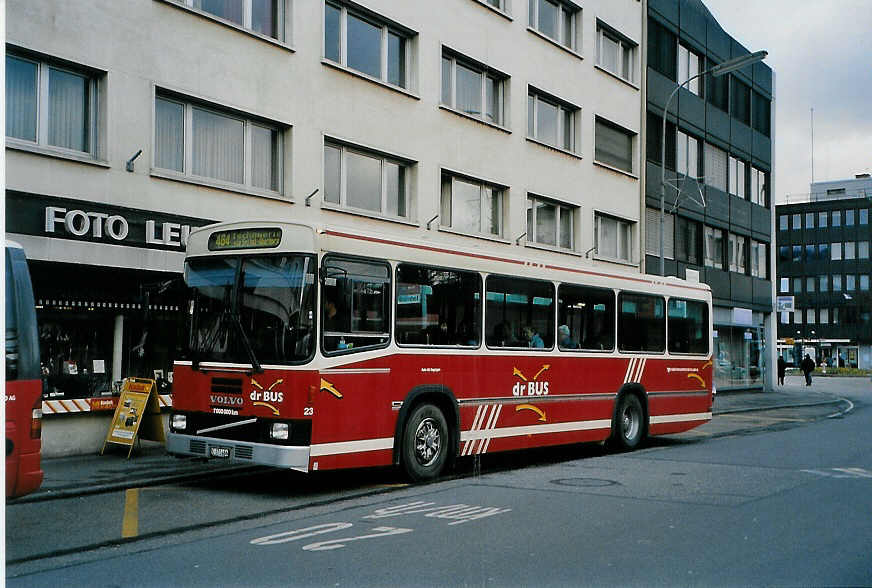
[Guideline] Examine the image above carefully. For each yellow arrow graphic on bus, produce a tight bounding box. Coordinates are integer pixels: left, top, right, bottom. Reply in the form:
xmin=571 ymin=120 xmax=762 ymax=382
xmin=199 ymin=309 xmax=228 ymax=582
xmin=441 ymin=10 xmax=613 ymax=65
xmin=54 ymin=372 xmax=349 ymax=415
xmin=252 ymin=401 xmax=280 ymax=416
xmin=320 ymin=378 xmax=343 ymax=399
xmin=251 ymin=378 xmax=284 ymax=391
xmin=533 ymin=364 xmax=551 ymax=380
xmin=687 ymin=373 xmax=706 ymax=389
xmin=702 ymin=360 xmax=713 ymax=370
xmin=516 ymin=404 xmax=546 ymax=422
xmin=512 ymin=368 xmax=528 ymax=382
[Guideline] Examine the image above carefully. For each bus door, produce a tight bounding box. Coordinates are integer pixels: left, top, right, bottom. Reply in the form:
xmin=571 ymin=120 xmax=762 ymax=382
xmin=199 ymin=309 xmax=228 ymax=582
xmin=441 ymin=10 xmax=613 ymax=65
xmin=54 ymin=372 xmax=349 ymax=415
xmin=315 ymin=256 xmax=392 ymax=467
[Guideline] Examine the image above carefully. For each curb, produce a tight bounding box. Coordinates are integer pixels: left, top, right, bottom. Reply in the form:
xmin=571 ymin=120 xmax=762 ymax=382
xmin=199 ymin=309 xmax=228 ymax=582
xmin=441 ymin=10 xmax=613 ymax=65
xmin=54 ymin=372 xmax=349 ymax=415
xmin=9 ymin=464 xmax=261 ymax=505
xmin=714 ymin=398 xmax=847 ymax=415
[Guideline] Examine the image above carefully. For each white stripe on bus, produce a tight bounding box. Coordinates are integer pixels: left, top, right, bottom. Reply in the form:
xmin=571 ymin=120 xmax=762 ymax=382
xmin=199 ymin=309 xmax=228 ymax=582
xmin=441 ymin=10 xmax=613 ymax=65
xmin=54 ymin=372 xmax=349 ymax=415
xmin=649 ymin=412 xmax=712 ymax=424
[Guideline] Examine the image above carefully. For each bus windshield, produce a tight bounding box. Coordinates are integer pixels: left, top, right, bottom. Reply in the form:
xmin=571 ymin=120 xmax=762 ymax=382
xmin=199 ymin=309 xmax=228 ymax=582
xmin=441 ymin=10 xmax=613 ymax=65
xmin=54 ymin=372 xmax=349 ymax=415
xmin=185 ymin=254 xmax=316 ymax=367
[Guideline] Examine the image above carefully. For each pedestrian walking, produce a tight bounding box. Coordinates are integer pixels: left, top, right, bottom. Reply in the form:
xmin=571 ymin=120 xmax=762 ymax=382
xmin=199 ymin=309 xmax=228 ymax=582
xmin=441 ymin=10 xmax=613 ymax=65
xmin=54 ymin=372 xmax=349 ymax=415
xmin=777 ymin=355 xmax=786 ymax=386
xmin=800 ymin=353 xmax=815 ymax=386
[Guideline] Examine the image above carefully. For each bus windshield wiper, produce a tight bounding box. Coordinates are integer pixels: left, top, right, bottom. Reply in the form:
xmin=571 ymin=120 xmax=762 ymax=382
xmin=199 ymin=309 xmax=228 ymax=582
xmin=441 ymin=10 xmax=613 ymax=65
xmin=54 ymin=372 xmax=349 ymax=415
xmin=229 ymin=310 xmax=262 ymax=374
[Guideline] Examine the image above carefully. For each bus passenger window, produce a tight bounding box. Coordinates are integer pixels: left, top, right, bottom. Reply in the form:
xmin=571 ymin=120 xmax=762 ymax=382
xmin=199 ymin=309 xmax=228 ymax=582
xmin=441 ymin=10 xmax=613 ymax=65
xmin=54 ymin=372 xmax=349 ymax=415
xmin=395 ymin=264 xmax=481 ymax=347
xmin=557 ymin=285 xmax=615 ymax=351
xmin=618 ymin=292 xmax=665 ymax=353
xmin=321 ymin=257 xmax=391 ymax=354
xmin=485 ymin=276 xmax=554 ymax=349
xmin=667 ymin=298 xmax=709 ymax=354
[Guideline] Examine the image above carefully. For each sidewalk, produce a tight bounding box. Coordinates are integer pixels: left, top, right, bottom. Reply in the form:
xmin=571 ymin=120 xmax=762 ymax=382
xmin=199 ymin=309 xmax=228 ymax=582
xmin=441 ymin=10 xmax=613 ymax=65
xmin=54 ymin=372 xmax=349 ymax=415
xmin=11 ymin=380 xmax=847 ymax=504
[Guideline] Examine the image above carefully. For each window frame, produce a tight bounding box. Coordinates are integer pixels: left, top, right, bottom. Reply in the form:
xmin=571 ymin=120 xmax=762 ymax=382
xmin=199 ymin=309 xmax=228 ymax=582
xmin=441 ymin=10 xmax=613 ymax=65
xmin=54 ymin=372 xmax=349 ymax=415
xmin=153 ymin=91 xmax=285 ymax=196
xmin=528 ymin=0 xmax=579 ymax=52
xmin=677 ymin=43 xmax=703 ymax=97
xmin=440 ymin=171 xmax=506 ymax=240
xmin=526 ymin=194 xmax=576 ymax=251
xmin=5 ymin=51 xmax=102 ymax=161
xmin=667 ymin=297 xmax=710 ymax=356
xmin=527 ymin=87 xmax=579 ymax=154
xmin=595 ymin=212 xmax=635 ymax=263
xmin=323 ymin=138 xmax=413 ymax=221
xmin=703 ymin=225 xmax=725 ymax=270
xmin=440 ymin=49 xmax=508 ymax=128
xmin=324 ymin=1 xmax=414 ymax=91
xmin=595 ymin=21 xmax=637 ymax=84
xmin=594 ymin=116 xmax=636 ymax=175
xmin=164 ymin=0 xmax=289 ymax=44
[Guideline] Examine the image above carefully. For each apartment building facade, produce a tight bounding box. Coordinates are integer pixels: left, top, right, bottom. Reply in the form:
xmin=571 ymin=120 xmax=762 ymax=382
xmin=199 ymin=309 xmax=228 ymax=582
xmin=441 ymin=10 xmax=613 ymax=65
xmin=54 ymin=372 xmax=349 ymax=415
xmin=642 ymin=0 xmax=775 ymax=390
xmin=776 ymin=174 xmax=872 ymax=369
xmin=6 ymin=0 xmax=645 ymax=405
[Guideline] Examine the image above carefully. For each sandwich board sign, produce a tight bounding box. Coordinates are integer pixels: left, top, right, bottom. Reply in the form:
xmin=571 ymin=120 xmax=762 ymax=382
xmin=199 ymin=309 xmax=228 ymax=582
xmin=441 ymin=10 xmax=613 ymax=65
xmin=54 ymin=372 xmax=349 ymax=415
xmin=102 ymin=377 xmax=166 ymax=458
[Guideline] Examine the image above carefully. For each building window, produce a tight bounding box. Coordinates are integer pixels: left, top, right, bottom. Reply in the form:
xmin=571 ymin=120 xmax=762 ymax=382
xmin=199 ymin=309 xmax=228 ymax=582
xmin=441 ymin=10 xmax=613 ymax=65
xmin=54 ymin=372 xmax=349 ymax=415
xmin=846 ymin=274 xmax=856 ymax=291
xmin=831 ymin=242 xmax=842 ymax=261
xmin=731 ymin=77 xmax=751 ymax=125
xmin=440 ymin=172 xmax=504 ymax=237
xmin=752 ymin=91 xmax=771 ymax=137
xmin=751 ymin=240 xmax=767 ymax=278
xmin=728 ymin=233 xmax=747 ymax=273
xmin=860 ymin=209 xmax=869 ymax=225
xmin=704 ymin=226 xmax=724 ymax=269
xmin=527 ymin=89 xmax=578 ymax=152
xmin=779 ymin=216 xmax=788 ymax=231
xmin=819 ymin=211 xmax=828 ymax=228
xmin=704 ymin=142 xmax=727 ymax=192
xmin=780 ymin=278 xmax=789 ymax=293
xmin=441 ymin=51 xmax=506 ymax=126
xmin=527 ymin=196 xmax=575 ymax=250
xmin=820 ymin=308 xmax=829 ymax=324
xmin=728 ymin=155 xmax=746 ymax=199
xmin=807 ymin=309 xmax=816 ymax=325
xmin=819 ymin=243 xmax=829 ymax=259
xmin=325 ymin=2 xmax=412 ymax=89
xmin=845 ymin=241 xmax=856 ymax=260
xmin=645 ymin=208 xmax=674 ymax=259
xmin=647 ymin=18 xmax=676 ymax=80
xmin=595 ymin=213 xmax=634 ymax=262
xmin=819 ymin=275 xmax=829 ymax=292
xmin=595 ymin=117 xmax=635 ymax=174
xmin=678 ymin=43 xmax=703 ymax=96
xmin=805 ymin=244 xmax=816 ymax=261
xmin=793 ymin=277 xmax=802 ymax=293
xmin=154 ymin=93 xmax=282 ymax=192
xmin=805 ymin=213 xmax=815 ymax=230
xmin=482 ymin=0 xmax=507 ymax=11
xmin=6 ymin=52 xmax=99 ymax=156
xmin=324 ymin=140 xmax=410 ymax=219
xmin=676 ymin=130 xmax=700 ymax=177
xmin=675 ymin=216 xmax=699 ymax=264
xmin=833 ymin=275 xmax=842 ymax=291
xmin=792 ymin=213 xmax=801 ymax=230
xmin=845 ymin=209 xmax=855 ymax=226
xmin=792 ymin=245 xmax=801 ymax=262
xmin=596 ymin=22 xmax=636 ymax=83
xmin=832 ymin=210 xmax=841 ymax=227
xmin=528 ymin=0 xmax=578 ymax=51
xmin=794 ymin=309 xmax=803 ymax=325
xmin=778 ymin=246 xmax=789 ymax=262
xmin=706 ymin=58 xmax=729 ymax=112
xmin=859 ymin=241 xmax=869 ymax=259
xmin=178 ymin=0 xmax=283 ymax=39
xmin=861 ymin=275 xmax=870 ymax=291
xmin=806 ymin=276 xmax=815 ymax=293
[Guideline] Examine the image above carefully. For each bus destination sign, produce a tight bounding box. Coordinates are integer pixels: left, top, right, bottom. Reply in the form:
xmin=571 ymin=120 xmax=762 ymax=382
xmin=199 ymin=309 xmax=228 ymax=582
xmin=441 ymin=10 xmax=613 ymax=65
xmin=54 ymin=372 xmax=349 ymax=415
xmin=208 ymin=228 xmax=282 ymax=251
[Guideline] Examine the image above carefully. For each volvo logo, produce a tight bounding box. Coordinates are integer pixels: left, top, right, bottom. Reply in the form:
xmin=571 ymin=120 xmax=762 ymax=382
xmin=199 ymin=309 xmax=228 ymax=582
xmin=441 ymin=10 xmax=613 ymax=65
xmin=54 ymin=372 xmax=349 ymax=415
xmin=210 ymin=395 xmax=243 ymax=406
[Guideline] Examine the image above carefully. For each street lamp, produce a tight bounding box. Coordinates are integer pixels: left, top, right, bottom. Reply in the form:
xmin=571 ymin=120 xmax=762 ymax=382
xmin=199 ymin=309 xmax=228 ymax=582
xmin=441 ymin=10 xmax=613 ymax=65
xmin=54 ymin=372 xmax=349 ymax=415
xmin=658 ymin=50 xmax=768 ymax=276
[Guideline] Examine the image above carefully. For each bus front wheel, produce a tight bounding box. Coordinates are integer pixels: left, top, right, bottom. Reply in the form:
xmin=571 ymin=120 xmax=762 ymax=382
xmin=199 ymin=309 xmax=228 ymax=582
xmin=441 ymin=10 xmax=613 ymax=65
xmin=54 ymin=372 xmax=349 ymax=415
xmin=612 ymin=393 xmax=645 ymax=451
xmin=401 ymin=403 xmax=449 ymax=482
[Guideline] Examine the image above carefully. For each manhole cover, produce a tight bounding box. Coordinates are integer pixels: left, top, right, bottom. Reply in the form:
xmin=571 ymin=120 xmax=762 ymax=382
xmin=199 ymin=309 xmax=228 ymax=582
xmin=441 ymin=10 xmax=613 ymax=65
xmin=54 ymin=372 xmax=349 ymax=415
xmin=551 ymin=477 xmax=620 ymax=488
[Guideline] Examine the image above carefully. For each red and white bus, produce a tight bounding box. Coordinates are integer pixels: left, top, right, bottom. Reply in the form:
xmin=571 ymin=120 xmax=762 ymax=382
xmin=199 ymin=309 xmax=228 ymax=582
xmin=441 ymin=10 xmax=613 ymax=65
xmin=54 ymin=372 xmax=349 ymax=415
xmin=168 ymin=221 xmax=712 ymax=481
xmin=5 ymin=241 xmax=44 ymax=498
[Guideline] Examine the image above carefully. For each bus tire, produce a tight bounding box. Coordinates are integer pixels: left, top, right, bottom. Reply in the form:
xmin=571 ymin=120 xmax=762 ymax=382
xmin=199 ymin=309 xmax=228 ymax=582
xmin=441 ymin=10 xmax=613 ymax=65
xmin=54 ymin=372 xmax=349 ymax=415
xmin=401 ymin=403 xmax=449 ymax=482
xmin=612 ymin=393 xmax=645 ymax=451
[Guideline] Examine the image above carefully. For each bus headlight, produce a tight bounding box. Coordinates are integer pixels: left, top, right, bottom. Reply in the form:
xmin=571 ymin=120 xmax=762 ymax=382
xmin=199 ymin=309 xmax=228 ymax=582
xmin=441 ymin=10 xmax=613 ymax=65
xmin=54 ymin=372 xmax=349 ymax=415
xmin=171 ymin=414 xmax=187 ymax=432
xmin=270 ymin=422 xmax=289 ymax=441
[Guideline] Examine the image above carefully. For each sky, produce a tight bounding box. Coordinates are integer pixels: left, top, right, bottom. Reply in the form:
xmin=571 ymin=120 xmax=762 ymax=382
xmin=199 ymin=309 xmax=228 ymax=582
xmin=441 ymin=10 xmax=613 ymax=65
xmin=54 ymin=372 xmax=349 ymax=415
xmin=700 ymin=0 xmax=872 ymax=203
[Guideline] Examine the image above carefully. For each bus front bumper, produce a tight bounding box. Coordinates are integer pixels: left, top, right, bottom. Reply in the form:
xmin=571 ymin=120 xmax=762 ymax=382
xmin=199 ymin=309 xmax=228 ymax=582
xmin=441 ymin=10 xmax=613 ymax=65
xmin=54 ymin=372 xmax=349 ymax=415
xmin=167 ymin=433 xmax=310 ymax=471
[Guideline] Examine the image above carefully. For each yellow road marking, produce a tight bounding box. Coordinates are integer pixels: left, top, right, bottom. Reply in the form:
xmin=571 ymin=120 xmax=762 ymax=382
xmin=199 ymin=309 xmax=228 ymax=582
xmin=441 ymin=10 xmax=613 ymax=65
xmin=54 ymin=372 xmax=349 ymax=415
xmin=122 ymin=488 xmax=139 ymax=538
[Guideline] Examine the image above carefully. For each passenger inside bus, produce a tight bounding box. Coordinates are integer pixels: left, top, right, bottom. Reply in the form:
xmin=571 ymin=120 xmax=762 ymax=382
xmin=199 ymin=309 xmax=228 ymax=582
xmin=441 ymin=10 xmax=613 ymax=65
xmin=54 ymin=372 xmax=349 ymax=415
xmin=558 ymin=324 xmax=578 ymax=349
xmin=523 ymin=325 xmax=544 ymax=348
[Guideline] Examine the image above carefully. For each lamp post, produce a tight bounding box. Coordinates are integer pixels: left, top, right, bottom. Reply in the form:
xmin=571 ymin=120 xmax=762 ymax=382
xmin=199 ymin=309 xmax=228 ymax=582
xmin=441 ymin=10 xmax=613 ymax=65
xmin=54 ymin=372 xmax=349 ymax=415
xmin=659 ymin=50 xmax=768 ymax=276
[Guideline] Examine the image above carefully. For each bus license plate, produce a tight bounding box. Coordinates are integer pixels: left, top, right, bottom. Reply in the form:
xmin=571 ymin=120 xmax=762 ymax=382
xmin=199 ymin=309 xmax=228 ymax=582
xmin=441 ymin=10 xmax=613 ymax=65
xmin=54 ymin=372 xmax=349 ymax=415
xmin=210 ymin=446 xmax=230 ymax=458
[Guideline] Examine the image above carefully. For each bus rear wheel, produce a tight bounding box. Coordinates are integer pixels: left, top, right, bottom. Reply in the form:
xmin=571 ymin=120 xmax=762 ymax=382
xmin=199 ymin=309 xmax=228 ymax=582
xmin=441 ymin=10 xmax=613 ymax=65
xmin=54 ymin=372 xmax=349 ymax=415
xmin=401 ymin=403 xmax=449 ymax=482
xmin=612 ymin=393 xmax=645 ymax=451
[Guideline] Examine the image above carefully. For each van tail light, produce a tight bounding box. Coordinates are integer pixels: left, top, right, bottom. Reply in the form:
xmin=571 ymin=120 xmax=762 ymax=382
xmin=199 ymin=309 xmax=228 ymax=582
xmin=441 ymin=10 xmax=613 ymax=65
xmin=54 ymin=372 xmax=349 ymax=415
xmin=31 ymin=398 xmax=42 ymax=439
